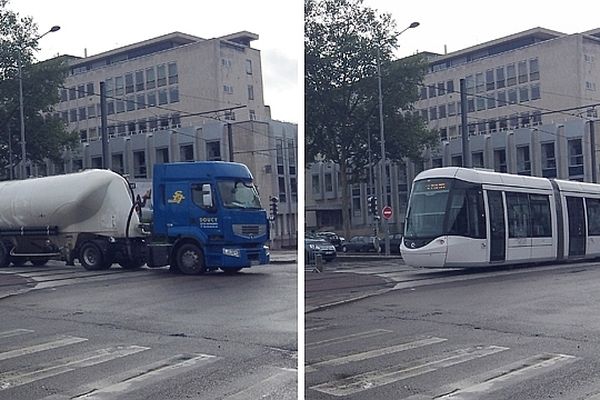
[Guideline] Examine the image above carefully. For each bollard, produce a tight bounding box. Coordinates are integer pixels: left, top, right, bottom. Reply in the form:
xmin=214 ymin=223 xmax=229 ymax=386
xmin=313 ymin=253 xmax=324 ymax=273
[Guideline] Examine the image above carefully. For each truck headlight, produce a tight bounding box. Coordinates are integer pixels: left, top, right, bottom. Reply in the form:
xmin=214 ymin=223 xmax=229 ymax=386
xmin=223 ymin=248 xmax=241 ymax=258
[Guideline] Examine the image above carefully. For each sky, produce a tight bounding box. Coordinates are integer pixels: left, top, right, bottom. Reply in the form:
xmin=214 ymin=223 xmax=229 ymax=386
xmin=10 ymin=0 xmax=302 ymax=124
xmin=364 ymin=1 xmax=600 ymax=59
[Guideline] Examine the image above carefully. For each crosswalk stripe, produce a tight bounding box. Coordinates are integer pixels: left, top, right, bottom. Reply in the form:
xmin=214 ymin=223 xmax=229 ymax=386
xmin=306 ymin=329 xmax=393 ymax=348
xmin=410 ymin=353 xmax=577 ymax=400
xmin=70 ymin=353 xmax=216 ymax=399
xmin=222 ymin=367 xmax=297 ymax=400
xmin=310 ymin=345 xmax=508 ymax=397
xmin=0 ymin=345 xmax=149 ymax=391
xmin=308 ymin=336 xmax=447 ymax=371
xmin=0 ymin=336 xmax=87 ymax=361
xmin=0 ymin=329 xmax=34 ymax=339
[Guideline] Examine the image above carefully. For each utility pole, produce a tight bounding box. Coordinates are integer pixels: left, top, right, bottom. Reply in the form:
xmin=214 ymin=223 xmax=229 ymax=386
xmin=227 ymin=123 xmax=234 ymax=162
xmin=460 ymin=78 xmax=471 ymax=168
xmin=100 ymin=81 xmax=109 ymax=169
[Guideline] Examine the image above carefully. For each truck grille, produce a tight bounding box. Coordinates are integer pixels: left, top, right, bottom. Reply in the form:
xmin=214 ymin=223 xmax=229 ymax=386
xmin=233 ymin=224 xmax=266 ymax=239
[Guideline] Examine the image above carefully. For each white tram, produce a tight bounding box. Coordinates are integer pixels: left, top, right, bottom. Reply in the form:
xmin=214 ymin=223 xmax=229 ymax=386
xmin=400 ymin=167 xmax=600 ymax=268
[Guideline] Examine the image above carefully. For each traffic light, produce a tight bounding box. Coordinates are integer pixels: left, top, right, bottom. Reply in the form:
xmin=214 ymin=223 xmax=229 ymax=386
xmin=368 ymin=195 xmax=378 ymax=215
xmin=269 ymin=196 xmax=279 ymax=221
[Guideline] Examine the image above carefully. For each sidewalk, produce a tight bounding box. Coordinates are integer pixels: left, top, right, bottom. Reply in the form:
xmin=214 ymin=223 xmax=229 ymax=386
xmin=270 ymin=249 xmax=297 ymax=264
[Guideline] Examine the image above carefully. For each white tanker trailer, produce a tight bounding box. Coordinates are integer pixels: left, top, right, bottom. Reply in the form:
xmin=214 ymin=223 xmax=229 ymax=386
xmin=0 ymin=169 xmax=145 ymax=270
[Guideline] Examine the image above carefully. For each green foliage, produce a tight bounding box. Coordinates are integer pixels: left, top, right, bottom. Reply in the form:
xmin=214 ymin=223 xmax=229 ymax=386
xmin=305 ymin=0 xmax=435 ymax=173
xmin=0 ymin=0 xmax=76 ymax=179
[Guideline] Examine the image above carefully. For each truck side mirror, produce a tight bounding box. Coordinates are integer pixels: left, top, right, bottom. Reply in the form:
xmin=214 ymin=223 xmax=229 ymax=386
xmin=202 ymin=184 xmax=214 ymax=208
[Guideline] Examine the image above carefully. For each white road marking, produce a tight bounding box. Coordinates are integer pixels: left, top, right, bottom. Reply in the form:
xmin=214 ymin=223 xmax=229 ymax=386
xmin=306 ymin=329 xmax=393 ymax=348
xmin=310 ymin=345 xmax=508 ymax=397
xmin=405 ymin=352 xmax=577 ymax=400
xmin=0 ymin=345 xmax=149 ymax=390
xmin=308 ymin=336 xmax=448 ymax=371
xmin=223 ymin=367 xmax=297 ymax=400
xmin=72 ymin=353 xmax=216 ymax=399
xmin=0 ymin=336 xmax=88 ymax=361
xmin=0 ymin=329 xmax=34 ymax=339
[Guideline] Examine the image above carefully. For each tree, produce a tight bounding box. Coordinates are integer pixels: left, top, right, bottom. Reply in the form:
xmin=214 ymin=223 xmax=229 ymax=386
xmin=305 ymin=0 xmax=437 ymax=237
xmin=0 ymin=0 xmax=77 ymax=179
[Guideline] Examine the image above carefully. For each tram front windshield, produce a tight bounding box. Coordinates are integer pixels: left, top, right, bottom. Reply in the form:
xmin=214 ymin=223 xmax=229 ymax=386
xmin=405 ymin=178 xmax=485 ymax=240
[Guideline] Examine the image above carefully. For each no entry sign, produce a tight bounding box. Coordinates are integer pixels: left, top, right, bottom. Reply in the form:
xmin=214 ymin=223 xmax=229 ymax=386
xmin=382 ymin=206 xmax=393 ymax=220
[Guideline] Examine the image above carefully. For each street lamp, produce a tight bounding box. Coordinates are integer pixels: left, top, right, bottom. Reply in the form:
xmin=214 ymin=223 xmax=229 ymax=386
xmin=376 ymin=21 xmax=419 ymax=255
xmin=19 ymin=25 xmax=61 ymax=179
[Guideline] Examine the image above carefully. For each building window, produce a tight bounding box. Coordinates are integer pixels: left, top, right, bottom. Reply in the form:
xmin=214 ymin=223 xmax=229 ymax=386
xmin=437 ymin=81 xmax=445 ymax=95
xmin=529 ymin=58 xmax=539 ymax=81
xmin=508 ymin=88 xmax=517 ymax=104
xmin=497 ymin=91 xmax=506 ymax=107
xmin=125 ymin=73 xmax=134 ymax=94
xmin=446 ymin=79 xmax=454 ymax=93
xmin=486 ymin=69 xmax=495 ymax=91
xmin=278 ymin=176 xmax=287 ymax=203
xmin=506 ymin=63 xmax=516 ymax=86
xmin=324 ymin=172 xmax=333 ymax=192
xmin=70 ymin=109 xmax=78 ymax=122
xmin=68 ymin=86 xmax=77 ymax=101
xmin=78 ymin=107 xmax=86 ymax=120
xmin=248 ymin=85 xmax=254 ymax=100
xmin=420 ymin=86 xmax=427 ymax=100
xmin=157 ymin=64 xmax=167 ymax=87
xmin=79 ymin=129 xmax=87 ymax=143
xmin=518 ymin=61 xmax=528 ymax=84
xmin=312 ymin=174 xmax=320 ymax=195
xmin=519 ymin=86 xmax=529 ymax=102
xmin=429 ymin=107 xmax=437 ymax=120
xmin=428 ymin=84 xmax=436 ymax=98
xmin=126 ymin=96 xmax=135 ymax=112
xmin=447 ymin=102 xmax=456 ymax=116
xmin=158 ymin=89 xmax=168 ymax=105
xmin=224 ymin=85 xmax=234 ymax=94
xmin=60 ymin=89 xmax=68 ymax=102
xmin=116 ymin=99 xmax=125 ymax=113
xmin=135 ymin=70 xmax=145 ymax=91
xmin=168 ymin=62 xmax=178 ymax=84
xmin=475 ymin=73 xmax=484 ymax=93
xmin=472 ymin=151 xmax=484 ymax=168
xmin=112 ymin=153 xmax=124 ymax=174
xmin=87 ymin=105 xmax=96 ymax=119
xmin=496 ymin=67 xmax=505 ymax=88
xmin=133 ymin=151 xmax=147 ymax=178
xmin=245 ymin=59 xmax=253 ymax=74
xmin=568 ymin=139 xmax=584 ymax=177
xmin=156 ymin=147 xmax=169 ymax=164
xmin=541 ymin=142 xmax=556 ymax=178
xmin=86 ymin=83 xmax=94 ymax=96
xmin=517 ymin=146 xmax=531 ymax=175
xmin=169 ymin=86 xmax=179 ymax=103
xmin=494 ymin=149 xmax=507 ymax=172
xmin=476 ymin=97 xmax=485 ymax=111
xmin=77 ymin=84 xmax=85 ymax=99
xmin=206 ymin=141 xmax=221 ymax=161
xmin=180 ymin=144 xmax=194 ymax=161
xmin=115 ymin=76 xmax=124 ymax=96
xmin=438 ymin=104 xmax=446 ymax=118
xmin=531 ymin=84 xmax=541 ymax=100
xmin=146 ymin=67 xmax=156 ymax=89
xmin=147 ymin=91 xmax=156 ymax=107
xmin=91 ymin=156 xmax=102 ymax=168
xmin=451 ymin=155 xmax=462 ymax=166
xmin=136 ymin=94 xmax=146 ymax=110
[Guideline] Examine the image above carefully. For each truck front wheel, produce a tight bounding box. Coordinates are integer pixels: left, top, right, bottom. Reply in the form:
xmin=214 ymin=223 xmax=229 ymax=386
xmin=175 ymin=243 xmax=206 ymax=275
xmin=79 ymin=242 xmax=111 ymax=271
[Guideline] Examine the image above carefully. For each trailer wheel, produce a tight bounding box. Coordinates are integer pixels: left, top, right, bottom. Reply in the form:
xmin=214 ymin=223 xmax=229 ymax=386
xmin=175 ymin=243 xmax=206 ymax=275
xmin=0 ymin=242 xmax=8 ymax=268
xmin=79 ymin=242 xmax=111 ymax=271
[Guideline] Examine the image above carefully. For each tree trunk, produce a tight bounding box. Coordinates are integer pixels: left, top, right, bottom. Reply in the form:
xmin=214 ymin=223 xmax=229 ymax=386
xmin=339 ymin=155 xmax=351 ymax=240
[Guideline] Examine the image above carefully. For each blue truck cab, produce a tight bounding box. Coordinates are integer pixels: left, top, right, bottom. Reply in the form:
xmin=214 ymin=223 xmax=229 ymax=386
xmin=150 ymin=161 xmax=270 ymax=274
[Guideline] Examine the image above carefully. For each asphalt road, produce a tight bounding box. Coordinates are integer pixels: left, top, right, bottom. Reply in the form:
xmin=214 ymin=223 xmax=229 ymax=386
xmin=0 ymin=258 xmax=297 ymax=400
xmin=306 ymin=258 xmax=600 ymax=400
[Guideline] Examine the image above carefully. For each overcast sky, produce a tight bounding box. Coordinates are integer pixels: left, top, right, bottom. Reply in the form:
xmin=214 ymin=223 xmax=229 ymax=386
xmin=365 ymin=1 xmax=600 ymax=59
xmin=11 ymin=0 xmax=301 ymax=124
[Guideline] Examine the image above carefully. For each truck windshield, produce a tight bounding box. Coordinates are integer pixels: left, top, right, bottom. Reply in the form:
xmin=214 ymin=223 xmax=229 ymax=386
xmin=405 ymin=178 xmax=485 ymax=240
xmin=217 ymin=180 xmax=262 ymax=209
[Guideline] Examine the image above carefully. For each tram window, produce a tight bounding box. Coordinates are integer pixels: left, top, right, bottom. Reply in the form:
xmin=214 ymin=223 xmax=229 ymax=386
xmin=586 ymin=198 xmax=600 ymax=235
xmin=506 ymin=192 xmax=531 ymax=238
xmin=529 ymin=194 xmax=551 ymax=237
xmin=447 ymin=188 xmax=485 ymax=238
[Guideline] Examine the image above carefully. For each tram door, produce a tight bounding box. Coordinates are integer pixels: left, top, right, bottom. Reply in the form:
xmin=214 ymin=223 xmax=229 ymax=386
xmin=567 ymin=196 xmax=586 ymax=257
xmin=487 ymin=191 xmax=506 ymax=262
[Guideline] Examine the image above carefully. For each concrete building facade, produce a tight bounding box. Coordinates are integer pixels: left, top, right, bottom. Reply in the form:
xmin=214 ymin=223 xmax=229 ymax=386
xmin=306 ymin=27 xmax=600 ymax=237
xmin=24 ymin=31 xmax=297 ymax=247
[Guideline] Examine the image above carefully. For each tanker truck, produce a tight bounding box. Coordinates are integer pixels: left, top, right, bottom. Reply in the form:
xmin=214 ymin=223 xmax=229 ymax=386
xmin=0 ymin=161 xmax=270 ymax=274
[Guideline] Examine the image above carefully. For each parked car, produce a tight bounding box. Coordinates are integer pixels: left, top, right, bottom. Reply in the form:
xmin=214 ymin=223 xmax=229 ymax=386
xmin=380 ymin=233 xmax=403 ymax=254
xmin=342 ymin=236 xmax=380 ymax=253
xmin=315 ymin=231 xmax=344 ymax=250
xmin=305 ymin=238 xmax=337 ymax=263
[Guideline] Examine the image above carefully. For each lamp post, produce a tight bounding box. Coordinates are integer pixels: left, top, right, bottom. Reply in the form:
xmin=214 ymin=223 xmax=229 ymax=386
xmin=18 ymin=25 xmax=60 ymax=179
xmin=377 ymin=21 xmax=419 ymax=255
